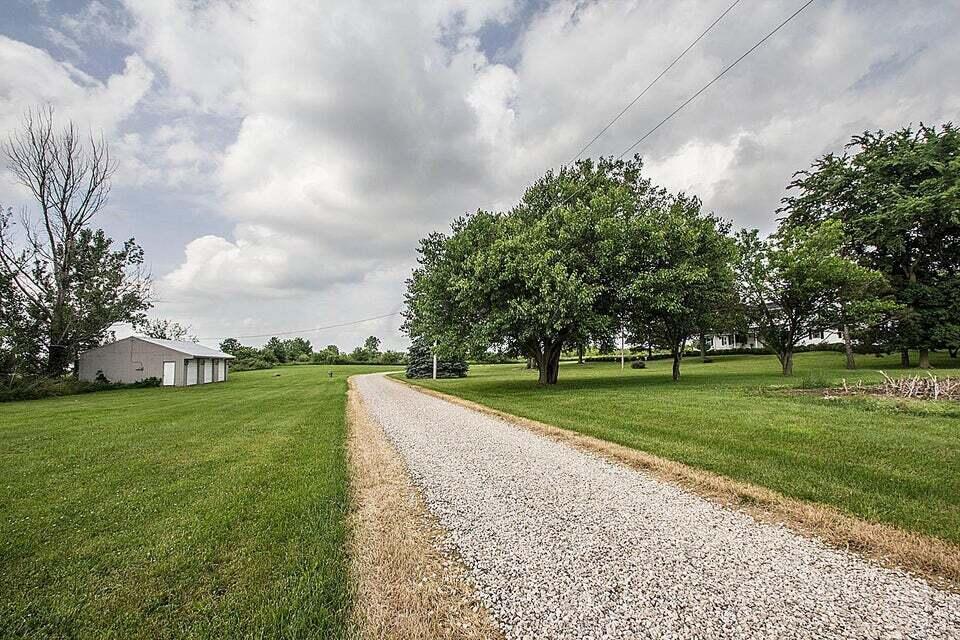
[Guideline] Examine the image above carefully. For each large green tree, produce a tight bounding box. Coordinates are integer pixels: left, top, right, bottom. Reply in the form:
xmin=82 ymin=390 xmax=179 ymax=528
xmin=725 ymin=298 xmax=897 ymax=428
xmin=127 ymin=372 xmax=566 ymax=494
xmin=362 ymin=335 xmax=381 ymax=360
xmin=283 ymin=337 xmax=312 ymax=360
xmin=624 ymin=194 xmax=736 ymax=381
xmin=405 ymin=157 xmax=651 ymax=384
xmin=263 ymin=337 xmax=287 ymax=362
xmin=218 ymin=338 xmax=243 ymax=355
xmin=781 ymin=123 xmax=960 ymax=368
xmin=735 ymin=221 xmax=888 ymax=375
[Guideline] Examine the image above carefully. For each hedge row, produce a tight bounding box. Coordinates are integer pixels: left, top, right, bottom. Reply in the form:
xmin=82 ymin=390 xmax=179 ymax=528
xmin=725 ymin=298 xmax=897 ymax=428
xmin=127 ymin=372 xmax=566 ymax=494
xmin=0 ymin=376 xmax=161 ymax=403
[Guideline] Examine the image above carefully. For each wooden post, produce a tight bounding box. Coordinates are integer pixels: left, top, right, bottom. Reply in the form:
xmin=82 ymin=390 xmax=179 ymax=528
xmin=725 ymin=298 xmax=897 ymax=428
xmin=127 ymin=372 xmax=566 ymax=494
xmin=620 ymin=327 xmax=625 ymax=370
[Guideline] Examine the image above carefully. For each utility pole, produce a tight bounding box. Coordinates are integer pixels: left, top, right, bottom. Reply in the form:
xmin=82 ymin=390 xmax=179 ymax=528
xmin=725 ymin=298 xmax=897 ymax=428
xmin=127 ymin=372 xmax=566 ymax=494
xmin=432 ymin=341 xmax=437 ymax=380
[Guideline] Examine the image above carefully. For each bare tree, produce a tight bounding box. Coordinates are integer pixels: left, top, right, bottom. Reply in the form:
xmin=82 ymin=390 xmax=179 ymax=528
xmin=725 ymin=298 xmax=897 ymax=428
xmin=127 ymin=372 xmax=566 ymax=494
xmin=1 ymin=106 xmax=151 ymax=377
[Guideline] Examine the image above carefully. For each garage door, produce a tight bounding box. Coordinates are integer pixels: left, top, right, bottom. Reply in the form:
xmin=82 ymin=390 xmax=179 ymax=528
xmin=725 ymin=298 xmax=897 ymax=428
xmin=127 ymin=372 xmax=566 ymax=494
xmin=186 ymin=360 xmax=197 ymax=385
xmin=162 ymin=361 xmax=176 ymax=386
xmin=204 ymin=360 xmax=213 ymax=384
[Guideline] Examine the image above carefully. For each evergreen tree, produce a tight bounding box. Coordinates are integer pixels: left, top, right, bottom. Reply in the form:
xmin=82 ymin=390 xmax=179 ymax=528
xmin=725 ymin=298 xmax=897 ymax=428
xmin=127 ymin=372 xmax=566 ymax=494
xmin=405 ymin=337 xmax=467 ymax=378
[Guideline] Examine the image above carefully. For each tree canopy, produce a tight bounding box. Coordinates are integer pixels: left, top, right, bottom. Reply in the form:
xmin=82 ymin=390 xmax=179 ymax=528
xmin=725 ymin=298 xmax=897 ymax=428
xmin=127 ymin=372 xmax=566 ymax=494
xmin=735 ymin=221 xmax=889 ymax=375
xmin=405 ymin=157 xmax=653 ymax=384
xmin=624 ymin=194 xmax=736 ymax=380
xmin=781 ymin=123 xmax=960 ymax=368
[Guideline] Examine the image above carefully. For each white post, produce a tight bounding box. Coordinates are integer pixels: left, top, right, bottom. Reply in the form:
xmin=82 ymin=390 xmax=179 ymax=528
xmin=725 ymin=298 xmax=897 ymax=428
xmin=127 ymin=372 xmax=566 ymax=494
xmin=620 ymin=326 xmax=625 ymax=370
xmin=432 ymin=341 xmax=438 ymax=380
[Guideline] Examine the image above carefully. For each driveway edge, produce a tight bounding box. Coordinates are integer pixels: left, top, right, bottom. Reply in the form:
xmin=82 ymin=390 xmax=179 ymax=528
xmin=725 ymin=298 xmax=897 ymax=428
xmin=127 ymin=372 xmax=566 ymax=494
xmin=391 ymin=375 xmax=960 ymax=592
xmin=346 ymin=375 xmax=503 ymax=639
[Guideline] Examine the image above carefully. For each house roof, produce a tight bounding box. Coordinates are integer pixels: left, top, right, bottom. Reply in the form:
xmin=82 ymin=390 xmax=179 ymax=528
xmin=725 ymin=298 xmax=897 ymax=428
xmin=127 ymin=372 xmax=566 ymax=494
xmin=132 ymin=336 xmax=236 ymax=359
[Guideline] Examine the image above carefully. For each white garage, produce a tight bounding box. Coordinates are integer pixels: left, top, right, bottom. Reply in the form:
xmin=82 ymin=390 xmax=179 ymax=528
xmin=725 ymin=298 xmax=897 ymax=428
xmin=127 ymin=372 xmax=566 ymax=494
xmin=78 ymin=337 xmax=235 ymax=387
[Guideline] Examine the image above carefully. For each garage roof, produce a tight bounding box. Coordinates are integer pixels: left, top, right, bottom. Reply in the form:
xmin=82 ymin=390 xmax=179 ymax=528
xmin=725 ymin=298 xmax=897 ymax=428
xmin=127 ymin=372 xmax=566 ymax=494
xmin=134 ymin=336 xmax=236 ymax=359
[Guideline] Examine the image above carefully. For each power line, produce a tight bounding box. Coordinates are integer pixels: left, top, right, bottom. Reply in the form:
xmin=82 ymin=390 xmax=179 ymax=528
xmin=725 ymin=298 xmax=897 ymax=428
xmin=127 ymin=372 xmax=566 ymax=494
xmin=568 ymin=0 xmax=742 ymax=165
xmin=559 ymin=0 xmax=817 ymax=208
xmin=197 ymin=311 xmax=403 ymax=342
xmin=618 ymin=0 xmax=816 ymax=159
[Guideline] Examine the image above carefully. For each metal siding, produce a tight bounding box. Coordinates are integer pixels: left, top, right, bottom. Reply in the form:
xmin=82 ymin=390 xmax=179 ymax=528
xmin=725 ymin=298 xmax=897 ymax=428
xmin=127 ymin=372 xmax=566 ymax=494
xmin=78 ymin=338 xmax=185 ymax=384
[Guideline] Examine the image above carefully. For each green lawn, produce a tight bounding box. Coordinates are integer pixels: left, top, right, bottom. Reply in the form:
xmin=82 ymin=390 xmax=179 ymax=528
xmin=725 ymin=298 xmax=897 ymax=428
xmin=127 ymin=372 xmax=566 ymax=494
xmin=404 ymin=351 xmax=960 ymax=544
xmin=0 ymin=364 xmax=397 ymax=639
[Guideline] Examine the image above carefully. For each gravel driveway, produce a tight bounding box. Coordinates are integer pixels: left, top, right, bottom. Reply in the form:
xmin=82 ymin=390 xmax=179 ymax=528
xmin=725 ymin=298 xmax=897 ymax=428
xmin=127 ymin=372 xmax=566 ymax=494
xmin=353 ymin=374 xmax=960 ymax=640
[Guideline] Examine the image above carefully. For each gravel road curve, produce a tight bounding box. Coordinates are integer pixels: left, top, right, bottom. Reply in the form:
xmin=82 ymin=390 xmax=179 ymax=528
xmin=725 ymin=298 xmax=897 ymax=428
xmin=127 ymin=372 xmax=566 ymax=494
xmin=353 ymin=374 xmax=960 ymax=640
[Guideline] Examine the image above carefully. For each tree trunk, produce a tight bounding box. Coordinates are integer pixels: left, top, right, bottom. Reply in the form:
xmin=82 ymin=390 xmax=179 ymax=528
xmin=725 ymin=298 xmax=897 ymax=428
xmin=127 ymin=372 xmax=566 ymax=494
xmin=45 ymin=337 xmax=71 ymax=378
xmin=526 ymin=357 xmax=533 ymax=369
xmin=537 ymin=343 xmax=562 ymax=385
xmin=671 ymin=344 xmax=682 ymax=381
xmin=950 ymin=346 xmax=958 ymax=359
xmin=781 ymin=350 xmax=794 ymax=376
xmin=919 ymin=348 xmax=931 ymax=369
xmin=842 ymin=323 xmax=855 ymax=370
xmin=577 ymin=344 xmax=584 ymax=365
xmin=900 ymin=348 xmax=910 ymax=368
xmin=699 ymin=332 xmax=708 ymax=363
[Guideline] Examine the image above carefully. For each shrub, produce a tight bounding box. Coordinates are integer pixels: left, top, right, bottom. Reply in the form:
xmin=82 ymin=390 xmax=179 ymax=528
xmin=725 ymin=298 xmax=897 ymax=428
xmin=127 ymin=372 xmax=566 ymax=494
xmin=630 ymin=360 xmax=646 ymax=369
xmin=799 ymin=370 xmax=831 ymax=389
xmin=0 ymin=376 xmax=161 ymax=403
xmin=231 ymin=358 xmax=275 ymax=372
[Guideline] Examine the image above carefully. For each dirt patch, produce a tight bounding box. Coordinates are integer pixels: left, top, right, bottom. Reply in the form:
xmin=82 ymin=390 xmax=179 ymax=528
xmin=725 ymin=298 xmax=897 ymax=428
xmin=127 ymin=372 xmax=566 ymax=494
xmin=347 ymin=377 xmax=502 ymax=640
xmin=394 ymin=377 xmax=960 ymax=593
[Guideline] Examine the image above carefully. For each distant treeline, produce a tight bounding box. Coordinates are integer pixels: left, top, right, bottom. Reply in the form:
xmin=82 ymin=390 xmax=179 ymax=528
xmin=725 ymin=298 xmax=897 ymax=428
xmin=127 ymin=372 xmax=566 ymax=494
xmin=219 ymin=335 xmax=408 ymax=371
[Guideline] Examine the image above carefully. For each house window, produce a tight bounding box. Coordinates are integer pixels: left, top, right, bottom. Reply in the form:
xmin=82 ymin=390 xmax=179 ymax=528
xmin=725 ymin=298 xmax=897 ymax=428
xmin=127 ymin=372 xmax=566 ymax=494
xmin=809 ymin=330 xmax=824 ymax=340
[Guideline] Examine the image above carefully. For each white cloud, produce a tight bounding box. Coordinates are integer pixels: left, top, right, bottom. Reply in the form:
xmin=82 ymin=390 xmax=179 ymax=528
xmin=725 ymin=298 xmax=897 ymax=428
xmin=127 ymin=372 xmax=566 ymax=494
xmin=4 ymin=0 xmax=959 ymax=349
xmin=163 ymin=223 xmax=377 ymax=299
xmin=0 ymin=36 xmax=152 ymax=134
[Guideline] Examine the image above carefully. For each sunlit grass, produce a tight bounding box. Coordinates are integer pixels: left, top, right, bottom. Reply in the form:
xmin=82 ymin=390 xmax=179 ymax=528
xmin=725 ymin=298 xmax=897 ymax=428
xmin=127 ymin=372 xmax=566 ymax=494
xmin=0 ymin=364 xmax=396 ymax=639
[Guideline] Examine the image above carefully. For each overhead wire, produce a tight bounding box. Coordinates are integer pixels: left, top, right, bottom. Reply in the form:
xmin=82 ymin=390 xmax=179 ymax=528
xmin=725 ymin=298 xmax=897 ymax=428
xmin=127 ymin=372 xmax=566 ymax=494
xmin=556 ymin=0 xmax=817 ymax=208
xmin=197 ymin=311 xmax=403 ymax=341
xmin=567 ymin=0 xmax=743 ymax=165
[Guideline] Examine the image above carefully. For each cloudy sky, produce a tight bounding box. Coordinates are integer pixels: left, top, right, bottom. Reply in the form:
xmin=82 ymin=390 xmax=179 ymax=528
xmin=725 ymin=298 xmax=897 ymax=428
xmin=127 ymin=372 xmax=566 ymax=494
xmin=1 ymin=0 xmax=957 ymax=350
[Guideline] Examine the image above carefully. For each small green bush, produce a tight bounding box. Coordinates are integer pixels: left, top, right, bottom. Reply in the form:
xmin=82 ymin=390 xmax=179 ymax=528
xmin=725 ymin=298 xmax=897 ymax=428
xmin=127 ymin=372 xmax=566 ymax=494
xmin=799 ymin=370 xmax=832 ymax=389
xmin=630 ymin=360 xmax=646 ymax=369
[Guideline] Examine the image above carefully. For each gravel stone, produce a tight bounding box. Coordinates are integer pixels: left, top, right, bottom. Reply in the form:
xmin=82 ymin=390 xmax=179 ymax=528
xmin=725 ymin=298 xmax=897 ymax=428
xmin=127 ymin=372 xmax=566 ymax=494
xmin=354 ymin=374 xmax=960 ymax=640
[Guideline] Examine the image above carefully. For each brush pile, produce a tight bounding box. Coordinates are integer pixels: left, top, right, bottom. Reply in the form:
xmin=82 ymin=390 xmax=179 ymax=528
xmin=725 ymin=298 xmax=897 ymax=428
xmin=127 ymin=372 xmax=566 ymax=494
xmin=834 ymin=372 xmax=960 ymax=401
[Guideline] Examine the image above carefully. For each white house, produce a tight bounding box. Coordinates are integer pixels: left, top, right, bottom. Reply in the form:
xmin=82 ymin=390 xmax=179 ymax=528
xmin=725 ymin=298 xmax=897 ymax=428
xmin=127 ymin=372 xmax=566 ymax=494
xmin=697 ymin=328 xmax=844 ymax=352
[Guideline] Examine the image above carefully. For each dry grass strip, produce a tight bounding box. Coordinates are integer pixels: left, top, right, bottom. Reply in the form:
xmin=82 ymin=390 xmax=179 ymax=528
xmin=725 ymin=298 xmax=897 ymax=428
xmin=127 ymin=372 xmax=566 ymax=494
xmin=347 ymin=379 xmax=503 ymax=640
xmin=393 ymin=377 xmax=960 ymax=593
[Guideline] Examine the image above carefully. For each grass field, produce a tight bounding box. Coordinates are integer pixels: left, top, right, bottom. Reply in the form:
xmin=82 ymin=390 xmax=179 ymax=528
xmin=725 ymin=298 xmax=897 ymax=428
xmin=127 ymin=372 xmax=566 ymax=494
xmin=404 ymin=351 xmax=960 ymax=545
xmin=0 ymin=364 xmax=396 ymax=639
